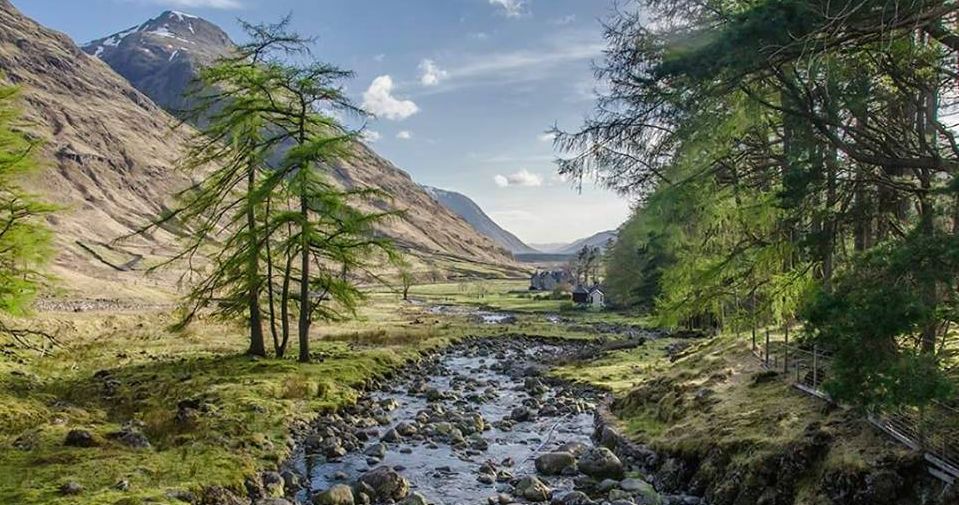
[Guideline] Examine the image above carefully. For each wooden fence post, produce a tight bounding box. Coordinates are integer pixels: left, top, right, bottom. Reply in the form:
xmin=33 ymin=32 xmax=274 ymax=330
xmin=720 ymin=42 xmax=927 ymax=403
xmin=764 ymin=327 xmax=770 ymax=367
xmin=783 ymin=322 xmax=789 ymax=373
xmin=813 ymin=344 xmax=819 ymax=389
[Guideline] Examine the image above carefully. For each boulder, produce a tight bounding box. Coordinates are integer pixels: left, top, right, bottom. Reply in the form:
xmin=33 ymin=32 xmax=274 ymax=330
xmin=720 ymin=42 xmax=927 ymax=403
xmin=312 ymin=484 xmax=355 ymax=505
xmin=107 ymin=426 xmax=151 ymax=449
xmin=357 ymin=466 xmax=410 ymax=501
xmin=554 ymin=491 xmax=593 ymax=505
xmin=395 ymin=422 xmax=418 ymax=437
xmin=535 ymin=452 xmax=577 ymax=475
xmin=514 ymin=476 xmax=551 ymax=502
xmin=262 ymin=472 xmax=285 ymax=498
xmin=64 ymin=429 xmax=98 ymax=447
xmin=510 ymin=406 xmax=532 ymax=422
xmin=400 ymin=492 xmax=429 ymax=505
xmin=557 ymin=441 xmax=589 ymax=457
xmin=364 ymin=443 xmax=387 ymax=458
xmin=577 ymin=447 xmax=624 ymax=480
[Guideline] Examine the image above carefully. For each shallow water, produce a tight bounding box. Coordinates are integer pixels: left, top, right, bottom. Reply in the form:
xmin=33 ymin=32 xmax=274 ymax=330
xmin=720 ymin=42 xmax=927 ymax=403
xmin=296 ymin=343 xmax=598 ymax=504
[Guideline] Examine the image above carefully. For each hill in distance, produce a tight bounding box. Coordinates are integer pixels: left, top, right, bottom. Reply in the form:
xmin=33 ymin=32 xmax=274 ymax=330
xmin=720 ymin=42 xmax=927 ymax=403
xmin=531 ymin=229 xmax=617 ymax=256
xmin=423 ymin=186 xmax=538 ymax=255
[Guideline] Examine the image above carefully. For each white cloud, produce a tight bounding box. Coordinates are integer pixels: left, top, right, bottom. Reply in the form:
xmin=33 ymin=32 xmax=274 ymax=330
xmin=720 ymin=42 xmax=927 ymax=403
xmin=538 ymin=132 xmax=556 ymax=143
xmin=361 ymin=130 xmax=381 ymax=143
xmin=121 ymin=0 xmax=242 ymax=8
xmin=373 ymin=53 xmax=386 ymax=62
xmin=418 ymin=59 xmax=448 ymax=87
xmin=493 ymin=169 xmax=544 ymax=188
xmin=361 ymin=75 xmax=419 ymax=121
xmin=489 ymin=0 xmax=527 ymax=17
xmin=416 ymin=29 xmax=604 ymax=94
xmin=396 ymin=130 xmax=413 ymax=140
xmin=550 ymin=14 xmax=576 ymax=26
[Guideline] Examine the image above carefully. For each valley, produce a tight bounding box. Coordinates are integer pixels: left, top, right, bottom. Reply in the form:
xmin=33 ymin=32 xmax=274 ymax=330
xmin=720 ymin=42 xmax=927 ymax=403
xmin=1 ymin=0 xmax=958 ymax=505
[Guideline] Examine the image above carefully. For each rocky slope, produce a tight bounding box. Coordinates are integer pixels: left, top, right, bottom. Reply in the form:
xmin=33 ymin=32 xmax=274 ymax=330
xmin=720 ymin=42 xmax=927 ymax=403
xmin=423 ymin=186 xmax=538 ymax=254
xmin=0 ymin=3 xmax=515 ymax=302
xmin=82 ymin=10 xmax=517 ymax=277
xmin=0 ymin=0 xmax=196 ymax=301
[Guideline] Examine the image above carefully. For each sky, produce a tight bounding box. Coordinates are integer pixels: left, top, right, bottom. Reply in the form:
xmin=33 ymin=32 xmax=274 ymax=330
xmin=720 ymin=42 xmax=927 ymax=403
xmin=17 ymin=0 xmax=634 ymax=245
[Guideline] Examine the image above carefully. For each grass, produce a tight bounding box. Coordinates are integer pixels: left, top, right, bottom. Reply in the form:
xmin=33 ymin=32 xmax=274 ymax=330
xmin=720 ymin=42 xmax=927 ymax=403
xmin=0 ymin=300 xmax=453 ymax=505
xmin=0 ymin=278 xmax=646 ymax=505
xmin=555 ymin=330 xmax=919 ymax=504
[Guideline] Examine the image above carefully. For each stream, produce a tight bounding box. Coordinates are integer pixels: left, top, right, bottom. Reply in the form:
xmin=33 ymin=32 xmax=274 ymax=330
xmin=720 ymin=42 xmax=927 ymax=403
xmin=289 ymin=338 xmax=701 ymax=505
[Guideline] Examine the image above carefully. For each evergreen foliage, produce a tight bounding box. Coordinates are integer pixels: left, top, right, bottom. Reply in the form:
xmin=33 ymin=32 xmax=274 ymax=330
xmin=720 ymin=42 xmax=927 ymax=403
xmin=0 ymin=82 xmax=52 ymax=318
xmin=559 ymin=0 xmax=959 ymax=407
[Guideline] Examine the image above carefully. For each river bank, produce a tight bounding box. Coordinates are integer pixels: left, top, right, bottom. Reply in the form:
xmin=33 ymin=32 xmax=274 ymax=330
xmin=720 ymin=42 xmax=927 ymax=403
xmin=557 ymin=332 xmax=959 ymax=505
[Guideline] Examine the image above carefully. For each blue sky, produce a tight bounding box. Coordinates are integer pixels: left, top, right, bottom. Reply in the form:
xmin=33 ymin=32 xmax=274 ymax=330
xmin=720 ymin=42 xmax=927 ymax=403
xmin=17 ymin=0 xmax=632 ymax=244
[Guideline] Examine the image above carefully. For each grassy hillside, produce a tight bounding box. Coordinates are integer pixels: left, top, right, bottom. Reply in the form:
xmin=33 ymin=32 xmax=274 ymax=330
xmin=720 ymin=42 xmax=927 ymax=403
xmin=554 ymin=331 xmax=943 ymax=505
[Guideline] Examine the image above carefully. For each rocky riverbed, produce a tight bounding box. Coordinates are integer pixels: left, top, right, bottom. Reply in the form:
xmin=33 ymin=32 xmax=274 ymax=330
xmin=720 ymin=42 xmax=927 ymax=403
xmin=273 ymin=337 xmax=703 ymax=505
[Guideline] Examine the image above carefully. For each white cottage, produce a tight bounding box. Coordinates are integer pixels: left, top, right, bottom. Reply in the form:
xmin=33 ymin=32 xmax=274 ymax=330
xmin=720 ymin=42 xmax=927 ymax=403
xmin=588 ymin=286 xmax=606 ymax=309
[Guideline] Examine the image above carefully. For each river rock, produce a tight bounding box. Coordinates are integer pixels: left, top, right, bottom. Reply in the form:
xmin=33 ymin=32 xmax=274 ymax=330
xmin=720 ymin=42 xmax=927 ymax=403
xmin=262 ymin=472 xmax=285 ymax=497
xmin=553 ymin=490 xmax=593 ymax=505
xmin=510 ymin=406 xmax=532 ymax=422
xmin=577 ymin=447 xmax=624 ymax=479
xmin=400 ymin=492 xmax=429 ymax=505
xmin=558 ymin=441 xmax=589 ymax=457
xmin=312 ymin=484 xmax=354 ymax=505
xmin=358 ymin=466 xmax=410 ymax=501
xmin=395 ymin=422 xmax=418 ymax=437
xmin=364 ymin=443 xmax=387 ymax=458
xmin=597 ymin=479 xmax=620 ymax=492
xmin=514 ymin=476 xmax=551 ymax=502
xmin=535 ymin=452 xmax=577 ymax=475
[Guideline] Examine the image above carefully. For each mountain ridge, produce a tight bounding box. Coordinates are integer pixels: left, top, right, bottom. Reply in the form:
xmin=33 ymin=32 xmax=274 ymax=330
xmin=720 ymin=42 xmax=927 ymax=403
xmin=531 ymin=229 xmax=617 ymax=256
xmin=422 ymin=186 xmax=538 ymax=255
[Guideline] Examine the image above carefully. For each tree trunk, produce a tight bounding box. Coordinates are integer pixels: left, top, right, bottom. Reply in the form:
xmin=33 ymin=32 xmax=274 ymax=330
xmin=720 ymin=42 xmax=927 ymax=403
xmin=246 ymin=167 xmax=266 ymax=358
xmin=297 ymin=192 xmax=312 ymax=363
xmin=280 ymin=242 xmax=294 ymax=357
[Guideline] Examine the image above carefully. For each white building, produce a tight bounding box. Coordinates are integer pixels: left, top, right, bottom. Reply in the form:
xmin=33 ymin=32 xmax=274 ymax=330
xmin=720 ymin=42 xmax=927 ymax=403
xmin=588 ymin=286 xmax=606 ymax=309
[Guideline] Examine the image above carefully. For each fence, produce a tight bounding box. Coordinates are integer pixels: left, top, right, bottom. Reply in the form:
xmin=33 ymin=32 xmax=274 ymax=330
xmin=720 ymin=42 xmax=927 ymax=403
xmin=749 ymin=330 xmax=959 ymax=485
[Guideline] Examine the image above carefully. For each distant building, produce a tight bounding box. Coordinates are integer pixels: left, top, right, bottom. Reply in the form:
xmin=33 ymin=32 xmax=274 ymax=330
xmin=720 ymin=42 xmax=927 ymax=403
xmin=572 ymin=285 xmax=589 ymax=304
xmin=530 ymin=270 xmax=575 ymax=291
xmin=588 ymin=286 xmax=606 ymax=308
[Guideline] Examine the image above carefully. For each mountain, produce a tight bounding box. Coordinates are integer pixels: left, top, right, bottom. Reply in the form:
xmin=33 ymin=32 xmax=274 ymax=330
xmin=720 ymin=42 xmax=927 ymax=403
xmin=423 ymin=186 xmax=538 ymax=255
xmin=82 ymin=10 xmax=232 ymax=115
xmin=0 ymin=2 xmax=516 ymax=302
xmin=81 ymin=11 xmax=517 ymax=277
xmin=532 ymin=230 xmax=617 ymax=256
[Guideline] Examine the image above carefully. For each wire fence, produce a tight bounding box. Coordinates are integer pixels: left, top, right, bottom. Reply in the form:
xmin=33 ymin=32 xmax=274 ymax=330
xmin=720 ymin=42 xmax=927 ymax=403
xmin=750 ymin=330 xmax=959 ymax=485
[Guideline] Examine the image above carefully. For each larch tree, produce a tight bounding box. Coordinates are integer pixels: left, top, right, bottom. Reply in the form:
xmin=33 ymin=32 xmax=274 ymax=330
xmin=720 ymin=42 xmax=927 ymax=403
xmin=0 ymin=81 xmax=54 ymax=348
